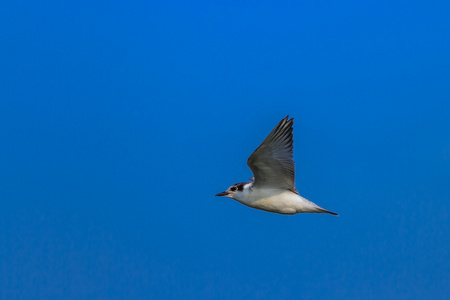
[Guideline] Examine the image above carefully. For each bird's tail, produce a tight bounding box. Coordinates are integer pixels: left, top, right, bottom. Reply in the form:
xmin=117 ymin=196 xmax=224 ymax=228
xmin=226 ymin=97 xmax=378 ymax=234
xmin=315 ymin=207 xmax=338 ymax=216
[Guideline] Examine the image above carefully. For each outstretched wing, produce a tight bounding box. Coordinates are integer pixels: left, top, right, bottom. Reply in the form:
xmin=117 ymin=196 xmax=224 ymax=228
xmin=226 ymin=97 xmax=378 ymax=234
xmin=247 ymin=116 xmax=297 ymax=193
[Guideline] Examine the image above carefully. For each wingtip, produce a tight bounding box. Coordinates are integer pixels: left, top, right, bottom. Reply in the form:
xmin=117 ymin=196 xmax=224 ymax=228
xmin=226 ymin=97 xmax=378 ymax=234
xmin=284 ymin=115 xmax=294 ymax=124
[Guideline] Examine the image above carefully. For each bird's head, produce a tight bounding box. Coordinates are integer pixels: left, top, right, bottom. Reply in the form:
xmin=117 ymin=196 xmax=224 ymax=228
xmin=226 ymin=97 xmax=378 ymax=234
xmin=215 ymin=182 xmax=251 ymax=201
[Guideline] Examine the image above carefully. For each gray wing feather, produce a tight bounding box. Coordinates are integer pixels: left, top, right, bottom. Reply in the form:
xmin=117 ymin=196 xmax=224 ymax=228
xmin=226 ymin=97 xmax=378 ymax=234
xmin=247 ymin=116 xmax=297 ymax=192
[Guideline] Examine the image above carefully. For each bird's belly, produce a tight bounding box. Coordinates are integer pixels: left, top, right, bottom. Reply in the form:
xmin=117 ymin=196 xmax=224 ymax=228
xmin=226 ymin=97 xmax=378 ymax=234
xmin=248 ymin=191 xmax=304 ymax=215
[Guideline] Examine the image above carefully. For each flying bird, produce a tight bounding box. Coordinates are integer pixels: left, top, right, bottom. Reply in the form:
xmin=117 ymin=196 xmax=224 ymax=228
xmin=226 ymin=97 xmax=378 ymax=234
xmin=216 ymin=116 xmax=338 ymax=215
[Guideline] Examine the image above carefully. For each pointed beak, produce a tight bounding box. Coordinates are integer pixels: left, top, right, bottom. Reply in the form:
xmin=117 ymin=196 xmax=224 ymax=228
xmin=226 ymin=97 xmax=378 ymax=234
xmin=215 ymin=191 xmax=229 ymax=197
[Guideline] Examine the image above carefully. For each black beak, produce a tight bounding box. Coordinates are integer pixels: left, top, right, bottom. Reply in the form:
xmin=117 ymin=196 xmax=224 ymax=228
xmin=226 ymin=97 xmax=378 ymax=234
xmin=215 ymin=191 xmax=229 ymax=197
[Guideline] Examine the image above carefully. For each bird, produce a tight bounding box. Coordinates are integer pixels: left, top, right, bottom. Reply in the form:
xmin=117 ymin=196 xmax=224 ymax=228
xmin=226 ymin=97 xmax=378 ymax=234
xmin=216 ymin=116 xmax=338 ymax=216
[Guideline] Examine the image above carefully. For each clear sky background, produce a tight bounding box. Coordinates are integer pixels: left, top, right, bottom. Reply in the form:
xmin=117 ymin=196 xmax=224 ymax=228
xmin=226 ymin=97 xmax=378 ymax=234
xmin=1 ymin=1 xmax=449 ymax=299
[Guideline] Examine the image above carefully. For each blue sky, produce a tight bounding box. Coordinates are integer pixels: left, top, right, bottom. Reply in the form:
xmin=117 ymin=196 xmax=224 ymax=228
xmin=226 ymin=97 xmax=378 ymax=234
xmin=1 ymin=0 xmax=449 ymax=299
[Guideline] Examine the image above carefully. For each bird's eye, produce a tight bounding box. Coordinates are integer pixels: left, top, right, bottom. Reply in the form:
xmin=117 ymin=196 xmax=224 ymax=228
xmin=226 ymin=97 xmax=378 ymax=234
xmin=230 ymin=187 xmax=236 ymax=191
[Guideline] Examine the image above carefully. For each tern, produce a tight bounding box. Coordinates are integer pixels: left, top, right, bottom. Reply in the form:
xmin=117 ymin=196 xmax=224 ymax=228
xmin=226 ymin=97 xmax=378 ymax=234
xmin=216 ymin=116 xmax=338 ymax=215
